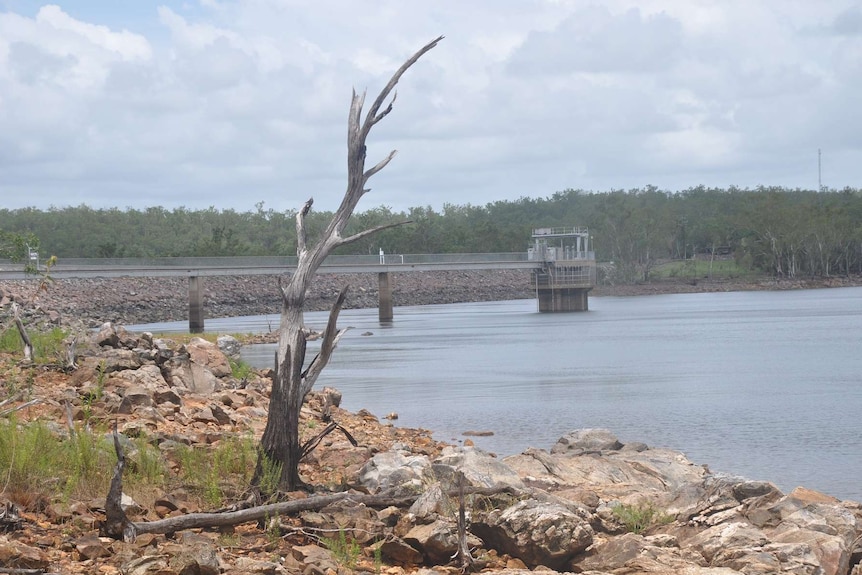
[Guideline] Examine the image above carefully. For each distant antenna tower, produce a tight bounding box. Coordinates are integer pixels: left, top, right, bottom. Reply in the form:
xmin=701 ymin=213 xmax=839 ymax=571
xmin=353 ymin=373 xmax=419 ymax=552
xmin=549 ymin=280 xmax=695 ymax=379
xmin=818 ymin=148 xmax=822 ymax=192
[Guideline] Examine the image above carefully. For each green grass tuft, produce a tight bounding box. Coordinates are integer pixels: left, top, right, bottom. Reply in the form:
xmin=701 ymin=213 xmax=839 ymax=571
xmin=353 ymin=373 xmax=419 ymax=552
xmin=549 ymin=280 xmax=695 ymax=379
xmin=612 ymin=500 xmax=673 ymax=534
xmin=323 ymin=529 xmax=362 ymax=569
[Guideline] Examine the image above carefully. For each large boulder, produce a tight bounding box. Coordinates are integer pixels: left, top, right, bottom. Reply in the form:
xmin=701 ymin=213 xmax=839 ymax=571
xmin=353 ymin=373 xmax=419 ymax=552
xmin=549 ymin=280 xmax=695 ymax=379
xmin=164 ymin=356 xmax=220 ymax=395
xmin=186 ymin=337 xmax=232 ymax=378
xmin=504 ymin=445 xmax=706 ymax=504
xmin=402 ymin=519 xmax=473 ymax=564
xmin=110 ymin=364 xmax=167 ymax=389
xmin=550 ymin=428 xmax=623 ymax=454
xmin=216 ymin=334 xmax=242 ymax=358
xmin=470 ymin=499 xmax=593 ymax=570
xmin=358 ymin=449 xmax=431 ymax=494
xmin=676 ymin=490 xmax=859 ymax=575
xmin=431 ymin=446 xmax=525 ymax=489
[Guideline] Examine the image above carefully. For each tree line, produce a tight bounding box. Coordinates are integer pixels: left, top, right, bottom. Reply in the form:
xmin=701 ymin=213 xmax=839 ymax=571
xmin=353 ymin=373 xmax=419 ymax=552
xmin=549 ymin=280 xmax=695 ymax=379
xmin=2 ymin=186 xmax=861 ymax=282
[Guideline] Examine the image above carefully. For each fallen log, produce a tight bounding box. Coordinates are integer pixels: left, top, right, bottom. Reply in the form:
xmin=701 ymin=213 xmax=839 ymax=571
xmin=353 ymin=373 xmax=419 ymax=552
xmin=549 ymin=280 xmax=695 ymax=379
xmin=131 ymin=486 xmax=518 ymax=538
xmin=104 ymin=426 xmax=519 ymax=540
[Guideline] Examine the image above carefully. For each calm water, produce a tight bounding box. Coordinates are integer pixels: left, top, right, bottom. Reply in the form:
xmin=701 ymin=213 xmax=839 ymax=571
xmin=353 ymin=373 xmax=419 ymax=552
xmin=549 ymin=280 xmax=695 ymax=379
xmin=130 ymin=287 xmax=862 ymax=501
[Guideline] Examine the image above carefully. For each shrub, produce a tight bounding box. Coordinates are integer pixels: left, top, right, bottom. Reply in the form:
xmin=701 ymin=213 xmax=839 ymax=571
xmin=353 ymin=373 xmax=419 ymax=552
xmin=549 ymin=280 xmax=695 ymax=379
xmin=323 ymin=529 xmax=361 ymax=569
xmin=611 ymin=500 xmax=673 ymax=534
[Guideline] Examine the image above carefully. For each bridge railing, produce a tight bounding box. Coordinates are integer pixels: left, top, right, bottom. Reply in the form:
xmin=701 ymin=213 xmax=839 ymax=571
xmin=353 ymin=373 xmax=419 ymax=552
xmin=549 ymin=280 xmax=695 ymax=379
xmin=384 ymin=252 xmax=528 ymax=264
xmin=38 ymin=253 xmax=531 ymax=269
xmin=48 ymin=256 xmax=296 ymax=268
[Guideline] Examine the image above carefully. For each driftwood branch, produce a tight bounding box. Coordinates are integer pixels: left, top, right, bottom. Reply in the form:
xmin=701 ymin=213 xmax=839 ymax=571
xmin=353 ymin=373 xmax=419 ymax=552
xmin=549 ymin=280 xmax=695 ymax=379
xmin=0 ymin=398 xmax=40 ymax=418
xmin=117 ymin=485 xmax=517 ymax=538
xmin=0 ymin=392 xmax=22 ymax=410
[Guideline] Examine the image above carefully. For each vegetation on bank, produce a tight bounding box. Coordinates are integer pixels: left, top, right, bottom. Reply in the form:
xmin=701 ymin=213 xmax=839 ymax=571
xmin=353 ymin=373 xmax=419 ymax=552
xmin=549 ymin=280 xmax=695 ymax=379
xmin=0 ymin=326 xmax=67 ymax=363
xmin=0 ymin=324 xmax=264 ymax=513
xmin=0 ymin=410 xmax=263 ymax=513
xmin=2 ymin=186 xmax=861 ymax=284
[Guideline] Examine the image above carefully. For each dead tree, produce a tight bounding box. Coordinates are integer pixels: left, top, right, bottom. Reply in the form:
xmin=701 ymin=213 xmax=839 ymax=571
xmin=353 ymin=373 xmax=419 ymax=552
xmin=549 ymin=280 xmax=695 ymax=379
xmin=252 ymin=36 xmax=443 ymax=492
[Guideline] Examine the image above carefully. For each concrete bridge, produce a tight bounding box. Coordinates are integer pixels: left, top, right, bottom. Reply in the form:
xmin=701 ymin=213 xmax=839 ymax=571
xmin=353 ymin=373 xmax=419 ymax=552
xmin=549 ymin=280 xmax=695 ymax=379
xmin=1 ymin=237 xmax=596 ymax=331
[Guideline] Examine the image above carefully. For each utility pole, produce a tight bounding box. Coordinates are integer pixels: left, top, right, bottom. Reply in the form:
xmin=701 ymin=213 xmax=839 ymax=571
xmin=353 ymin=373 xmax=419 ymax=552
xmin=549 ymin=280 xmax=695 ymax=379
xmin=818 ymin=148 xmax=822 ymax=192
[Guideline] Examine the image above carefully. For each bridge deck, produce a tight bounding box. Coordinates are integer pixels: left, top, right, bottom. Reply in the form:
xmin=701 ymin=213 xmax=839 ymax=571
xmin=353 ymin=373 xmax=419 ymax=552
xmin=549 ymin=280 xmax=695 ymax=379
xmin=0 ymin=253 xmax=556 ymax=280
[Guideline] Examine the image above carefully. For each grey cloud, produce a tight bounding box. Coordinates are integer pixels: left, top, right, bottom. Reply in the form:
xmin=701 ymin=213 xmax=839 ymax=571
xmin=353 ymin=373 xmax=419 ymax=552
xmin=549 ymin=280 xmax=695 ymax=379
xmin=1 ymin=2 xmax=861 ymax=213
xmin=7 ymin=41 xmax=78 ymax=85
xmin=831 ymin=6 xmax=862 ymax=36
xmin=172 ymin=36 xmax=259 ymax=92
xmin=507 ymin=6 xmax=683 ymax=76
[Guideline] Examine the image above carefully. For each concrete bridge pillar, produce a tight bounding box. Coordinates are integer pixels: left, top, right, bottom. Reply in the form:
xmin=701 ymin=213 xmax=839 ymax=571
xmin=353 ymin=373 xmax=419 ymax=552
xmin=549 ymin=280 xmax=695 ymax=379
xmin=378 ymin=272 xmax=393 ymax=322
xmin=189 ymin=276 xmax=205 ymax=332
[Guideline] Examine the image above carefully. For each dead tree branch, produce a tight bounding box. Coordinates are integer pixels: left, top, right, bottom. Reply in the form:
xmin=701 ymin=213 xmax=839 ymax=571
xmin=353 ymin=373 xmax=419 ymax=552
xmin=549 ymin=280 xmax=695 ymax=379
xmin=300 ymin=420 xmax=358 ymax=460
xmin=341 ymin=220 xmax=413 ymax=246
xmin=110 ymin=485 xmax=517 ymax=539
xmin=10 ymin=303 xmax=32 ymax=362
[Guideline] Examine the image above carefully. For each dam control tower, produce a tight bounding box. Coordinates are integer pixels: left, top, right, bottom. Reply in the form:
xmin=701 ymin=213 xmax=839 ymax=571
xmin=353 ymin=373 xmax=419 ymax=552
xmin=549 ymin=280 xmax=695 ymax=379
xmin=528 ymin=227 xmax=596 ymax=312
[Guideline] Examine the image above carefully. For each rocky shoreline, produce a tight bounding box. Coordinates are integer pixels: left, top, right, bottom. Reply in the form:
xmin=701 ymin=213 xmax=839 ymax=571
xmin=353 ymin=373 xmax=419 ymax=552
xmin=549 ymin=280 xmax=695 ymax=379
xmin=3 ymin=270 xmax=861 ymax=328
xmin=1 ymin=324 xmax=861 ymax=574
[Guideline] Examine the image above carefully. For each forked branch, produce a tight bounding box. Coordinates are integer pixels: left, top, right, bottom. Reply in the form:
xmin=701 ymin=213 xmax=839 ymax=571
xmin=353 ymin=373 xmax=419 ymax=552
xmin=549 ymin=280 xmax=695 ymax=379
xmin=334 ymin=35 xmax=444 ymax=235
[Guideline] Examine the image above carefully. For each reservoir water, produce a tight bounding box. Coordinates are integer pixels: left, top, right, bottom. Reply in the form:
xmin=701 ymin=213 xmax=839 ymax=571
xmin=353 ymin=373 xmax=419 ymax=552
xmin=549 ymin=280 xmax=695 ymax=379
xmin=130 ymin=287 xmax=862 ymax=501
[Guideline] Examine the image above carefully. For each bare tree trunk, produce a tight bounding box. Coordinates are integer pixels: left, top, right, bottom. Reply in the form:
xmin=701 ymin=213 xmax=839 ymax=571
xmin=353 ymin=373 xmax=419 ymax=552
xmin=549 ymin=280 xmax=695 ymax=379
xmin=253 ymin=37 xmax=443 ymax=493
xmin=11 ymin=303 xmax=32 ymax=361
xmin=455 ymin=472 xmax=474 ymax=570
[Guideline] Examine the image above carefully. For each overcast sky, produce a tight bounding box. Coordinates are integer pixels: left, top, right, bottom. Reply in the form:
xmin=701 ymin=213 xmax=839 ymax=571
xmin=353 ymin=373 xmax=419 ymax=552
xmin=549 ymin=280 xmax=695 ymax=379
xmin=1 ymin=1 xmax=860 ymax=214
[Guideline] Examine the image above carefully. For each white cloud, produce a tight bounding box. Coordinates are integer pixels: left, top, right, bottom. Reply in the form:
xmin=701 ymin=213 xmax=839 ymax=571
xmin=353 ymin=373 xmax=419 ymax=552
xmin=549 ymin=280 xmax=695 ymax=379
xmin=0 ymin=1 xmax=860 ymax=213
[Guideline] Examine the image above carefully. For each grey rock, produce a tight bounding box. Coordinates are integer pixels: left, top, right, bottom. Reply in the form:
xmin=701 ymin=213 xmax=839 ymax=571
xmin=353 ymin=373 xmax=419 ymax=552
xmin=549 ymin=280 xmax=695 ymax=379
xmin=229 ymin=557 xmax=286 ymax=574
xmin=733 ymin=480 xmax=782 ymax=502
xmin=170 ymin=532 xmax=220 ymax=575
xmin=402 ymin=518 xmax=480 ymax=564
xmin=470 ymin=498 xmax=594 ymax=570
xmin=576 ymin=532 xmax=650 ymax=571
xmin=379 ymin=536 xmax=423 ymax=565
xmin=112 ymin=364 xmax=167 ymax=389
xmin=358 ymin=449 xmax=431 ymax=494
xmin=432 ymin=446 xmax=525 ymax=489
xmin=551 ymin=428 xmax=623 ymax=455
xmin=186 ymin=337 xmax=232 ymax=378
xmin=164 ymin=356 xmax=219 ymax=395
xmin=117 ymin=385 xmax=154 ymax=414
xmin=121 ymin=555 xmax=170 ymax=575
xmin=209 ymin=403 xmax=232 ymax=425
xmin=216 ymin=334 xmax=242 ymax=358
xmin=408 ymin=481 xmax=450 ymax=520
xmin=94 ymin=322 xmax=120 ymax=348
xmin=153 ymin=388 xmax=182 ymax=406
